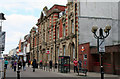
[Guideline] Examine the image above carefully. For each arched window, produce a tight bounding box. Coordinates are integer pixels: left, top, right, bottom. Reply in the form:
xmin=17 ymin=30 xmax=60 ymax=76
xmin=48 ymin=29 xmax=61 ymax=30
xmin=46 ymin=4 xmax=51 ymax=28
xmin=72 ymin=44 xmax=75 ymax=59
xmin=63 ymin=24 xmax=66 ymax=37
xmin=71 ymin=20 xmax=74 ymax=33
xmin=57 ymin=27 xmax=59 ymax=39
xmin=51 ymin=26 xmax=53 ymax=40
xmin=63 ymin=45 xmax=66 ymax=56
xmin=51 ymin=48 xmax=53 ymax=60
xmin=57 ymin=47 xmax=59 ymax=60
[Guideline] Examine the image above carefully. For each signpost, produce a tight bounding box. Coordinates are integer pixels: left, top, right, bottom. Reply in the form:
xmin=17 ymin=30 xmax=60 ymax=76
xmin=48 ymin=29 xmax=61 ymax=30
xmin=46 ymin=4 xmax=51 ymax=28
xmin=0 ymin=32 xmax=6 ymax=51
xmin=46 ymin=50 xmax=50 ymax=54
xmin=99 ymin=39 xmax=105 ymax=53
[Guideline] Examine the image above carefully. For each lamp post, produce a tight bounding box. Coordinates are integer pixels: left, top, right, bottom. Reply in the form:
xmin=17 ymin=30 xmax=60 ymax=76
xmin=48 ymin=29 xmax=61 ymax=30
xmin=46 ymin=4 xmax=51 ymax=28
xmin=91 ymin=25 xmax=111 ymax=79
xmin=55 ymin=24 xmax=56 ymax=69
xmin=0 ymin=13 xmax=6 ymax=79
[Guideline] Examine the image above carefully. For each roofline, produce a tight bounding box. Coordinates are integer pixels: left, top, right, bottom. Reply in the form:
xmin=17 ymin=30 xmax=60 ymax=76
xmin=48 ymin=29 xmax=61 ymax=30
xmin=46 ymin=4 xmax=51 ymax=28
xmin=48 ymin=4 xmax=66 ymax=12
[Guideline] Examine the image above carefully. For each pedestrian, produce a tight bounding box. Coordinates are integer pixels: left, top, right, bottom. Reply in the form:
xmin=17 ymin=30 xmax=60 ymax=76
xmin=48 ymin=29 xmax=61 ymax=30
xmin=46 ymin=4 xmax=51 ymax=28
xmin=11 ymin=60 xmax=14 ymax=69
xmin=78 ymin=58 xmax=82 ymax=70
xmin=36 ymin=62 xmax=38 ymax=68
xmin=14 ymin=61 xmax=17 ymax=71
xmin=20 ymin=59 xmax=23 ymax=68
xmin=55 ymin=62 xmax=57 ymax=69
xmin=39 ymin=60 xmax=42 ymax=69
xmin=4 ymin=59 xmax=8 ymax=69
xmin=49 ymin=60 xmax=52 ymax=71
xmin=73 ymin=58 xmax=78 ymax=73
xmin=23 ymin=60 xmax=26 ymax=71
xmin=28 ymin=60 xmax=30 ymax=67
xmin=31 ymin=61 xmax=32 ymax=65
xmin=18 ymin=60 xmax=22 ymax=70
xmin=32 ymin=59 xmax=37 ymax=72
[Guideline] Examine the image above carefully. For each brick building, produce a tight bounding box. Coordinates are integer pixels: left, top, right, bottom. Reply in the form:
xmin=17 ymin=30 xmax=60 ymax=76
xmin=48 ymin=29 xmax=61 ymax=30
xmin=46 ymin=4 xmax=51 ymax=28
xmin=34 ymin=1 xmax=79 ymax=65
xmin=29 ymin=27 xmax=38 ymax=61
xmin=79 ymin=43 xmax=120 ymax=75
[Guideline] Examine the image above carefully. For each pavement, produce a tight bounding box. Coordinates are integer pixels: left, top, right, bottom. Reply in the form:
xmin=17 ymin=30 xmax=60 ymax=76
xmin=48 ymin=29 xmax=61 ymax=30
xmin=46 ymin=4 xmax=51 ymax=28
xmin=40 ymin=66 xmax=120 ymax=78
xmin=0 ymin=60 xmax=4 ymax=79
xmin=3 ymin=64 xmax=120 ymax=79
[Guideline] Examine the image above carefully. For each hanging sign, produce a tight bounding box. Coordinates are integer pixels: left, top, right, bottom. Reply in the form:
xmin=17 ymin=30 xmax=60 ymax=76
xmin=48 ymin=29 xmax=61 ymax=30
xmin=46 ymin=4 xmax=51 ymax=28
xmin=46 ymin=50 xmax=50 ymax=54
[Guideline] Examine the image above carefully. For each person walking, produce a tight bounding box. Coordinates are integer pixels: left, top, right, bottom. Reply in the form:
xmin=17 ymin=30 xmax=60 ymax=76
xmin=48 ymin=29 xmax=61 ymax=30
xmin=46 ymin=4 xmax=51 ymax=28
xmin=4 ymin=59 xmax=8 ymax=69
xmin=32 ymin=59 xmax=37 ymax=72
xmin=23 ymin=60 xmax=26 ymax=71
xmin=11 ymin=60 xmax=14 ymax=69
xmin=13 ymin=61 xmax=17 ymax=71
xmin=28 ymin=60 xmax=30 ymax=67
xmin=39 ymin=60 xmax=42 ymax=69
xmin=18 ymin=60 xmax=22 ymax=70
xmin=49 ymin=60 xmax=52 ymax=71
xmin=78 ymin=58 xmax=82 ymax=70
xmin=73 ymin=58 xmax=78 ymax=73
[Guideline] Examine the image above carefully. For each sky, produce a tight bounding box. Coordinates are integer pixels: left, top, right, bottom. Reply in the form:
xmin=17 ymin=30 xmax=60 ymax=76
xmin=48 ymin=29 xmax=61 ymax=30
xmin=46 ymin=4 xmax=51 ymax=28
xmin=0 ymin=0 xmax=67 ymax=54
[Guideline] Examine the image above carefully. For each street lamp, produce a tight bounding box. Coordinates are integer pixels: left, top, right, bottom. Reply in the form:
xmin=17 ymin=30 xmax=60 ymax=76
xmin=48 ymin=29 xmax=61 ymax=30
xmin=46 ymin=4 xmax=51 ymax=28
xmin=55 ymin=24 xmax=57 ymax=69
xmin=0 ymin=13 xmax=6 ymax=79
xmin=91 ymin=25 xmax=111 ymax=79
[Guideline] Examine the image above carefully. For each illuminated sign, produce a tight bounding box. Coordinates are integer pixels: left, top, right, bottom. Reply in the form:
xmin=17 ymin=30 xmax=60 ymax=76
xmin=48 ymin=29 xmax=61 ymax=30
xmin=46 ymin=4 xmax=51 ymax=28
xmin=81 ymin=46 xmax=85 ymax=52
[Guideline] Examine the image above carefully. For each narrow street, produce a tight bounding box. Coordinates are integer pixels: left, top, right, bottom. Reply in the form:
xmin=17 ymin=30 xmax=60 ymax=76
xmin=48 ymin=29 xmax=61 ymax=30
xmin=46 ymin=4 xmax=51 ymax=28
xmin=3 ymin=64 xmax=119 ymax=79
xmin=6 ymin=66 xmax=62 ymax=77
xmin=6 ymin=64 xmax=75 ymax=77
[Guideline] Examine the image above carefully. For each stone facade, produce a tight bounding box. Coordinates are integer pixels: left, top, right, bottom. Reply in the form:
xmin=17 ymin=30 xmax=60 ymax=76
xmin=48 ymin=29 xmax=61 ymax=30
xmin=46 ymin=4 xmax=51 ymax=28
xmin=33 ymin=2 xmax=79 ymax=64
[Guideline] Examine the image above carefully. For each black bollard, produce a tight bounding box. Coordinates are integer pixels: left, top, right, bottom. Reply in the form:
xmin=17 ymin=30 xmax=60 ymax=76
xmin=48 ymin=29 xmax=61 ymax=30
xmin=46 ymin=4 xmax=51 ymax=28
xmin=4 ymin=67 xmax=6 ymax=79
xmin=17 ymin=70 xmax=20 ymax=79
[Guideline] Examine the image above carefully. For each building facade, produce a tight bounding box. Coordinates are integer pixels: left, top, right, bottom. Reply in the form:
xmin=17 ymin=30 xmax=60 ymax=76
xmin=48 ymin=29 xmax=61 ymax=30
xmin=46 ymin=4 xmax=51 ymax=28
xmin=34 ymin=1 xmax=79 ymax=65
xmin=78 ymin=2 xmax=120 ymax=75
xmin=29 ymin=27 xmax=37 ymax=61
xmin=24 ymin=34 xmax=31 ymax=62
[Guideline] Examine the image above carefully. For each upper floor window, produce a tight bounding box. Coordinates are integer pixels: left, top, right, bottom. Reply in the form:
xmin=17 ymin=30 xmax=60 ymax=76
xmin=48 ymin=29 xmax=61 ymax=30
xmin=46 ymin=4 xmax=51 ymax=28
xmin=48 ymin=19 xmax=50 ymax=27
xmin=51 ymin=16 xmax=53 ymax=25
xmin=84 ymin=54 xmax=87 ymax=60
xmin=63 ymin=45 xmax=66 ymax=56
xmin=71 ymin=20 xmax=74 ymax=33
xmin=51 ymin=26 xmax=53 ymax=40
xmin=41 ymin=25 xmax=43 ymax=33
xmin=57 ymin=27 xmax=59 ymax=39
xmin=58 ymin=48 xmax=59 ymax=58
xmin=73 ymin=44 xmax=75 ymax=59
xmin=48 ymin=31 xmax=49 ymax=42
xmin=63 ymin=24 xmax=66 ymax=37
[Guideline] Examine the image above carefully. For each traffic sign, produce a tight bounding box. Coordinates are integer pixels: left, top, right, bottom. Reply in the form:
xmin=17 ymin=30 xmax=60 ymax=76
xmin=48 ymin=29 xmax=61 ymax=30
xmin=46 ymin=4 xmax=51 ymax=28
xmin=0 ymin=32 xmax=6 ymax=51
xmin=99 ymin=39 xmax=105 ymax=53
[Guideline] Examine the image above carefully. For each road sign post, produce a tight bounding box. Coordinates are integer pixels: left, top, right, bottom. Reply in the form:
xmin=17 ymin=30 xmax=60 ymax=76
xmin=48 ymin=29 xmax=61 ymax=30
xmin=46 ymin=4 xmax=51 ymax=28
xmin=0 ymin=32 xmax=6 ymax=51
xmin=99 ymin=39 xmax=105 ymax=53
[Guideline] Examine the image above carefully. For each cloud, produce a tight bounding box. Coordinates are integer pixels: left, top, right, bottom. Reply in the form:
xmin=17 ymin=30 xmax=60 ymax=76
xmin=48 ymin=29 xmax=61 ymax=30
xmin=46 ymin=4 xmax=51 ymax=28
xmin=0 ymin=0 xmax=67 ymax=54
xmin=2 ymin=14 xmax=37 ymax=54
xmin=0 ymin=0 xmax=67 ymax=16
